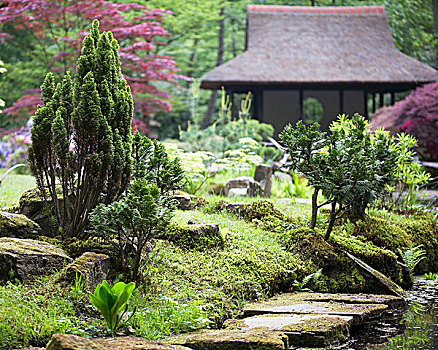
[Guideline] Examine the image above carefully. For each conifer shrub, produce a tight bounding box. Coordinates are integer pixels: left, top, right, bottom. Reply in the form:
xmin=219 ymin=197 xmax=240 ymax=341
xmin=90 ymin=133 xmax=185 ymax=282
xmin=28 ymin=20 xmax=133 ymax=239
xmin=279 ymin=114 xmax=398 ymax=240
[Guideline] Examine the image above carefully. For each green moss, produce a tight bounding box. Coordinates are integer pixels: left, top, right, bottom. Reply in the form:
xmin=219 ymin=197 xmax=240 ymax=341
xmin=276 ymin=229 xmax=367 ymax=293
xmin=356 ymin=211 xmax=438 ymax=273
xmin=0 ymin=211 xmax=40 ymax=238
xmin=160 ymin=223 xmax=225 ymax=250
xmin=329 ymin=233 xmax=404 ymax=286
xmin=0 ymin=237 xmax=69 ymax=257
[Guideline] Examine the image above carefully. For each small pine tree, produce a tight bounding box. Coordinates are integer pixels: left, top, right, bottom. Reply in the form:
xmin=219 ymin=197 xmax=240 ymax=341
xmin=28 ymin=20 xmax=133 ymax=239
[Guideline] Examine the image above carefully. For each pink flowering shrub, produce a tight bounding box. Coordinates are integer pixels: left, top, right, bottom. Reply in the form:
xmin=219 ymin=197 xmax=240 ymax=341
xmin=371 ymin=82 xmax=438 ymax=160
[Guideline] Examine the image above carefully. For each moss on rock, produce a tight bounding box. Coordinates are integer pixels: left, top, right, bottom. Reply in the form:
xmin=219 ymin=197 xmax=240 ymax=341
xmin=166 ymin=329 xmax=288 ymax=350
xmin=0 ymin=210 xmax=41 ymax=238
xmin=160 ymin=223 xmax=225 ymax=250
xmin=0 ymin=237 xmax=72 ymax=281
xmin=277 ymin=229 xmax=367 ymax=293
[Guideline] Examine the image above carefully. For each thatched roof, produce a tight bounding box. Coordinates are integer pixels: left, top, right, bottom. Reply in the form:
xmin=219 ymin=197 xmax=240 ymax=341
xmin=201 ymin=5 xmax=438 ymax=90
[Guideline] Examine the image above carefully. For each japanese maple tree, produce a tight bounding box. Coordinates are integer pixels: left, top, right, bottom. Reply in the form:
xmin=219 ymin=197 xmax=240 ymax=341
xmin=0 ymin=0 xmax=184 ymax=132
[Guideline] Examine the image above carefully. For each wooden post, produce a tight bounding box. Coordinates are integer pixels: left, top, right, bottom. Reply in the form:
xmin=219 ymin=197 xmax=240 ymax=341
xmin=379 ymin=92 xmax=384 ymax=108
xmin=372 ymin=92 xmax=376 ymax=113
xmin=299 ymin=89 xmax=304 ymax=120
xmin=339 ymin=89 xmax=344 ymax=115
xmin=390 ymin=92 xmax=395 ymax=105
xmin=364 ymin=90 xmax=369 ymax=119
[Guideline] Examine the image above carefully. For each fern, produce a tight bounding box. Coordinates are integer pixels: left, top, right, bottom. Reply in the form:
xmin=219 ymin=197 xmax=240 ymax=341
xmin=398 ymin=244 xmax=426 ymax=272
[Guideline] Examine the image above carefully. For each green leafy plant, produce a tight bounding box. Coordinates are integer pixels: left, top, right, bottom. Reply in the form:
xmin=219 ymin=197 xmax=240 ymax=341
xmin=424 ymin=272 xmax=437 ymax=280
xmin=28 ymin=20 xmax=133 ymax=239
xmin=386 ymin=133 xmax=430 ymax=211
xmin=70 ymin=272 xmax=85 ymax=302
xmin=398 ymin=244 xmax=426 ymax=273
xmin=88 ymin=280 xmax=135 ymax=334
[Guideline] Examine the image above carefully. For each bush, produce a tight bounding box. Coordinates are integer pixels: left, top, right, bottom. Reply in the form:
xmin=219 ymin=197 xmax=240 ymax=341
xmin=91 ymin=134 xmax=185 ymax=281
xmin=371 ymin=82 xmax=438 ymax=160
xmin=28 ymin=20 xmax=133 ymax=239
xmin=279 ymin=115 xmax=398 ymax=240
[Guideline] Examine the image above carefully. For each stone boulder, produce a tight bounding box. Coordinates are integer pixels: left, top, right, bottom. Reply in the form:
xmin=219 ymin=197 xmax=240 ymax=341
xmin=63 ymin=252 xmax=110 ymax=290
xmin=160 ymin=223 xmax=224 ymax=250
xmin=254 ymin=164 xmax=273 ymax=197
xmin=19 ymin=187 xmax=57 ymax=236
xmin=224 ymin=176 xmax=263 ymax=197
xmin=346 ymin=252 xmax=406 ymax=297
xmin=172 ymin=192 xmax=207 ymax=210
xmin=0 ymin=210 xmax=41 ymax=238
xmin=0 ymin=237 xmax=72 ymax=281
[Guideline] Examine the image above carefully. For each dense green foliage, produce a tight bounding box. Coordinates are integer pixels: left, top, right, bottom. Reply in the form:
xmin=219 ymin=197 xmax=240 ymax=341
xmin=28 ymin=20 xmax=133 ymax=239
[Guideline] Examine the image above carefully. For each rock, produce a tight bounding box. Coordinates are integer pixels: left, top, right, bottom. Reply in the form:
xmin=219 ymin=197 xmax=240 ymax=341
xmin=160 ymin=223 xmax=224 ymax=249
xmin=172 ymin=192 xmax=207 ymax=210
xmin=45 ymin=333 xmax=102 ymax=350
xmin=95 ymin=337 xmax=192 ymax=349
xmin=225 ymin=313 xmax=352 ymax=348
xmin=19 ymin=187 xmax=57 ymax=236
xmin=254 ymin=165 xmax=273 ymax=197
xmin=44 ymin=335 xmax=193 ymax=350
xmin=346 ymin=252 xmax=406 ymax=297
xmin=167 ymin=329 xmax=288 ymax=350
xmin=243 ymin=293 xmax=389 ymax=324
xmin=63 ymin=252 xmax=110 ymax=290
xmin=224 ymin=177 xmax=263 ymax=197
xmin=0 ymin=210 xmax=41 ymax=238
xmin=297 ymin=292 xmax=407 ymax=309
xmin=0 ymin=237 xmax=72 ymax=281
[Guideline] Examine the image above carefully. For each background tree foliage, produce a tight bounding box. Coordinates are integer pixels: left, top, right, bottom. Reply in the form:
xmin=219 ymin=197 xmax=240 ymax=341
xmin=0 ymin=0 xmax=436 ymax=137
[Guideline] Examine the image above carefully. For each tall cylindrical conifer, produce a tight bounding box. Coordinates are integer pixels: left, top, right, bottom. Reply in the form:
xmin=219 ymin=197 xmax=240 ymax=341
xmin=28 ymin=19 xmax=133 ymax=239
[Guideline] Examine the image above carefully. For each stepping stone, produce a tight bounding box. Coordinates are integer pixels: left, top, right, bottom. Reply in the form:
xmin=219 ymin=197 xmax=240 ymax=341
xmin=243 ymin=293 xmax=388 ymax=324
xmin=95 ymin=336 xmax=192 ymax=349
xmin=46 ymin=334 xmax=192 ymax=350
xmin=296 ymin=292 xmax=407 ymax=309
xmin=167 ymin=329 xmax=288 ymax=349
xmin=225 ymin=313 xmax=353 ymax=348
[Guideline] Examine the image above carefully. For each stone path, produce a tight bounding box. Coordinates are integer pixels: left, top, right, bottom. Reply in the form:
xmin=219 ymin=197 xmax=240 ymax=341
xmin=167 ymin=292 xmax=406 ymax=349
xmin=35 ymin=292 xmax=406 ymax=350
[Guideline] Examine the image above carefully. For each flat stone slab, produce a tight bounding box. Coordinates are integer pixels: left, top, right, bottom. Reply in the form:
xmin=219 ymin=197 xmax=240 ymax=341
xmin=95 ymin=336 xmax=192 ymax=349
xmin=296 ymin=292 xmax=406 ymax=309
xmin=243 ymin=293 xmax=389 ymax=324
xmin=225 ymin=313 xmax=353 ymax=347
xmin=167 ymin=329 xmax=288 ymax=349
xmin=46 ymin=334 xmax=191 ymax=350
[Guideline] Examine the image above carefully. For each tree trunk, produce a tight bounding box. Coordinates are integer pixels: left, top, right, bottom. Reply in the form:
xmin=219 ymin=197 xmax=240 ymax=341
xmin=433 ymin=0 xmax=438 ymax=67
xmin=201 ymin=5 xmax=225 ymax=129
xmin=323 ymin=199 xmax=337 ymax=241
xmin=309 ymin=188 xmax=319 ymax=229
xmin=186 ymin=38 xmax=199 ymax=82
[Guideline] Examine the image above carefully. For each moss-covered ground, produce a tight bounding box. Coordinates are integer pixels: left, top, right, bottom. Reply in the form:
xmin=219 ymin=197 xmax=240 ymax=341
xmin=0 ymin=174 xmax=437 ymax=349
